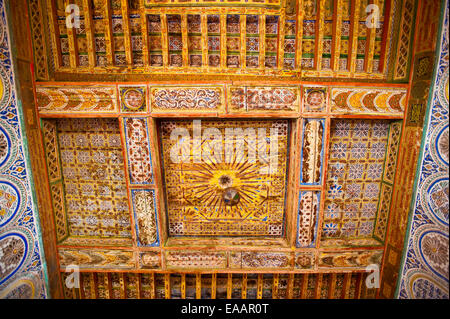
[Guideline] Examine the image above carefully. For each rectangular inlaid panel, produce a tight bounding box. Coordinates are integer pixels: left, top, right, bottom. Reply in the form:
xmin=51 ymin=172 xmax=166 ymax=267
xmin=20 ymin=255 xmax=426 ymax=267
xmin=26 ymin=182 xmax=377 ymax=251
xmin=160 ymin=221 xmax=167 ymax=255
xmin=160 ymin=119 xmax=290 ymax=237
xmin=56 ymin=118 xmax=131 ymax=239
xmin=321 ymin=119 xmax=391 ymax=244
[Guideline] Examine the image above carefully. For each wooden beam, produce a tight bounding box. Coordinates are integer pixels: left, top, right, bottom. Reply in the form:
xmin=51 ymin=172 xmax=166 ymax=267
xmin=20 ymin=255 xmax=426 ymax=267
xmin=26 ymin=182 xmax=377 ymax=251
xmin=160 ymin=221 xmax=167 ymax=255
xmin=121 ymin=0 xmax=132 ymax=66
xmin=241 ymin=273 xmax=247 ymax=299
xmin=257 ymin=274 xmax=263 ymax=299
xmin=106 ymin=273 xmax=112 ymax=299
xmin=161 ymin=13 xmax=169 ymax=67
xmin=201 ymin=13 xmax=208 ymax=69
xmin=342 ymin=273 xmax=352 ymax=299
xmin=211 ymin=273 xmax=217 ymax=299
xmin=287 ymin=274 xmax=294 ymax=299
xmin=220 ymin=14 xmax=227 ymax=69
xmin=104 ymin=0 xmax=114 ymax=66
xmin=315 ymin=273 xmax=323 ymax=299
xmin=196 ymin=274 xmax=201 ymax=299
xmin=82 ymin=0 xmax=96 ymax=68
xmin=92 ymin=273 xmax=98 ymax=299
xmin=79 ymin=273 xmax=85 ymax=299
xmin=150 ymin=273 xmax=155 ymax=299
xmin=140 ymin=0 xmax=150 ymax=66
xmin=277 ymin=9 xmax=285 ymax=69
xmin=165 ymin=273 xmax=171 ymax=299
xmin=348 ymin=0 xmax=361 ymax=73
xmin=120 ymin=273 xmax=126 ymax=299
xmin=47 ymin=0 xmax=63 ymax=68
xmin=300 ymin=274 xmax=308 ymax=299
xmin=227 ymin=273 xmax=232 ymax=299
xmin=355 ymin=273 xmax=363 ymax=299
xmin=378 ymin=0 xmax=392 ymax=73
xmin=328 ymin=273 xmax=337 ymax=299
xmin=272 ymin=274 xmax=279 ymax=299
xmin=64 ymin=0 xmax=79 ymax=68
xmin=331 ymin=0 xmax=343 ymax=70
xmin=295 ymin=0 xmax=304 ymax=70
xmin=181 ymin=274 xmax=186 ymax=299
xmin=136 ymin=274 xmax=142 ymax=299
xmin=181 ymin=14 xmax=189 ymax=67
xmin=259 ymin=13 xmax=266 ymax=71
xmin=315 ymin=0 xmax=326 ymax=70
xmin=240 ymin=14 xmax=246 ymax=70
xmin=364 ymin=0 xmax=378 ymax=72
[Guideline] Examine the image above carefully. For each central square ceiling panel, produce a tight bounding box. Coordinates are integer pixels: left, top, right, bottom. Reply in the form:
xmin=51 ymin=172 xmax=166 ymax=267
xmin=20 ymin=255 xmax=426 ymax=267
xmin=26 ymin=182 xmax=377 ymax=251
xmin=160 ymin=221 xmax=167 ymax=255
xmin=160 ymin=119 xmax=290 ymax=237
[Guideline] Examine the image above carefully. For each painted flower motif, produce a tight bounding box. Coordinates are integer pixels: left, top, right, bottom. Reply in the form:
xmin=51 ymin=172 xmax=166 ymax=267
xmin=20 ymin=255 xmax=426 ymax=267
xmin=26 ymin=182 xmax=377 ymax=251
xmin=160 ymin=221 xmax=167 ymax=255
xmin=341 ymin=222 xmax=356 ymax=236
xmin=361 ymin=202 xmax=377 ymax=218
xmin=59 ymin=134 xmax=72 ymax=147
xmin=367 ymin=163 xmax=383 ymax=179
xmin=325 ymin=203 xmax=340 ymax=219
xmin=63 ymin=167 xmax=76 ymax=179
xmin=0 ymin=238 xmax=25 ymax=274
xmin=93 ymin=151 xmax=106 ymax=164
xmin=343 ymin=203 xmax=358 ymax=218
xmin=74 ymin=134 xmax=88 ymax=147
xmin=334 ymin=121 xmax=351 ymax=137
xmin=85 ymin=200 xmax=97 ymax=212
xmin=109 ymin=134 xmax=121 ymax=147
xmin=359 ymin=221 xmax=374 ymax=235
xmin=68 ymin=215 xmax=82 ymax=226
xmin=61 ymin=150 xmax=74 ymax=163
xmin=77 ymin=151 xmax=90 ymax=164
xmin=328 ymin=183 xmax=343 ymax=198
xmin=371 ymin=142 xmax=387 ymax=159
xmin=85 ymin=215 xmax=98 ymax=226
xmin=323 ymin=223 xmax=338 ymax=237
xmin=346 ymin=183 xmax=361 ymax=199
xmin=422 ymin=235 xmax=449 ymax=268
xmin=351 ymin=142 xmax=367 ymax=159
xmin=348 ymin=163 xmax=364 ymax=179
xmin=91 ymin=134 xmax=105 ymax=147
xmin=372 ymin=122 xmax=389 ymax=138
xmin=331 ymin=142 xmax=347 ymax=159
xmin=353 ymin=121 xmax=370 ymax=137
xmin=364 ymin=183 xmax=380 ymax=198
xmin=329 ymin=162 xmax=346 ymax=179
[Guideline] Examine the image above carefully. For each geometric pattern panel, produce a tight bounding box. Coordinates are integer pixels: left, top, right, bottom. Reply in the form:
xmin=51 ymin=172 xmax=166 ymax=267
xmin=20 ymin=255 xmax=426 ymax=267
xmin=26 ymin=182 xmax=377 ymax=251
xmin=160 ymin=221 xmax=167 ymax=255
xmin=300 ymin=119 xmax=324 ymax=185
xmin=160 ymin=119 xmax=289 ymax=237
xmin=131 ymin=189 xmax=159 ymax=247
xmin=0 ymin=0 xmax=48 ymax=298
xmin=123 ymin=118 xmax=154 ymax=184
xmin=398 ymin=3 xmax=449 ymax=299
xmin=296 ymin=191 xmax=320 ymax=248
xmin=56 ymin=118 xmax=131 ymax=239
xmin=64 ymin=271 xmax=378 ymax=299
xmin=322 ymin=119 xmax=391 ymax=242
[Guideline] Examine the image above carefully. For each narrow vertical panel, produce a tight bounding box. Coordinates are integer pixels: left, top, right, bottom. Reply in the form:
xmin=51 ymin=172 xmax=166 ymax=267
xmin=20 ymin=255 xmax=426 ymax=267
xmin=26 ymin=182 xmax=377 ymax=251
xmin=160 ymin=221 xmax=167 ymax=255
xmin=314 ymin=273 xmax=323 ymax=299
xmin=240 ymin=14 xmax=246 ymax=71
xmin=259 ymin=14 xmax=266 ymax=71
xmin=315 ymin=0 xmax=325 ymax=70
xmin=82 ymin=0 xmax=96 ymax=68
xmin=181 ymin=14 xmax=189 ymax=67
xmin=227 ymin=274 xmax=232 ymax=299
xmin=140 ymin=0 xmax=150 ymax=66
xmin=104 ymin=0 xmax=114 ymax=66
xmin=91 ymin=273 xmax=98 ymax=299
xmin=300 ymin=119 xmax=325 ymax=185
xmin=47 ymin=0 xmax=62 ymax=67
xmin=287 ymin=274 xmax=294 ymax=299
xmin=272 ymin=274 xmax=279 ymax=299
xmin=64 ymin=0 xmax=79 ymax=68
xmin=211 ymin=273 xmax=217 ymax=299
xmin=121 ymin=0 xmax=132 ymax=66
xmin=165 ymin=273 xmax=171 ymax=299
xmin=348 ymin=0 xmax=361 ymax=72
xmin=241 ymin=273 xmax=247 ymax=299
xmin=150 ymin=273 xmax=156 ymax=299
xmin=378 ymin=0 xmax=392 ymax=73
xmin=161 ymin=13 xmax=169 ymax=67
xmin=181 ymin=274 xmax=186 ymax=299
xmin=277 ymin=10 xmax=285 ymax=69
xmin=354 ymin=273 xmax=363 ymax=299
xmin=331 ymin=0 xmax=343 ymax=70
xmin=342 ymin=273 xmax=351 ymax=299
xmin=295 ymin=0 xmax=304 ymax=70
xmin=364 ymin=0 xmax=378 ymax=72
xmin=220 ymin=14 xmax=227 ymax=69
xmin=79 ymin=273 xmax=85 ymax=299
xmin=300 ymin=274 xmax=308 ymax=299
xmin=257 ymin=274 xmax=263 ymax=299
xmin=328 ymin=273 xmax=337 ymax=298
xmin=120 ymin=273 xmax=126 ymax=299
xmin=296 ymin=191 xmax=320 ymax=248
xmin=106 ymin=273 xmax=112 ymax=299
xmin=201 ymin=14 xmax=208 ymax=69
xmin=196 ymin=274 xmax=201 ymax=299
xmin=136 ymin=273 xmax=142 ymax=299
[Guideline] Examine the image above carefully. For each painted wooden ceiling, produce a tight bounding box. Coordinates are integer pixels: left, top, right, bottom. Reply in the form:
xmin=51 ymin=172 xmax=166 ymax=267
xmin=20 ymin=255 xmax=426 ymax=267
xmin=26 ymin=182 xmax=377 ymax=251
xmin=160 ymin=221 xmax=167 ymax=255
xmin=29 ymin=0 xmax=417 ymax=82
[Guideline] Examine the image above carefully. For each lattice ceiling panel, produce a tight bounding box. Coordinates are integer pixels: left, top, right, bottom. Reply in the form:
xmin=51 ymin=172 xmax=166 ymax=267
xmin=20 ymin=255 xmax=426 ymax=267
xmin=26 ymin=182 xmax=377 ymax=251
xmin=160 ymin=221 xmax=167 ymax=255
xmin=35 ymin=0 xmax=406 ymax=80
